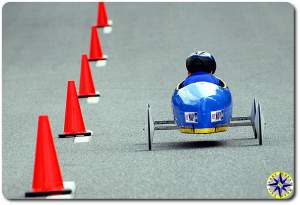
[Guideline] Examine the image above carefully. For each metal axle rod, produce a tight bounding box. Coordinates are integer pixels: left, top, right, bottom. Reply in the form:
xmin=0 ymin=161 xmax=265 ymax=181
xmin=231 ymin=116 xmax=251 ymax=121
xmin=154 ymin=120 xmax=175 ymax=125
xmin=228 ymin=122 xmax=252 ymax=127
xmin=154 ymin=125 xmax=180 ymax=130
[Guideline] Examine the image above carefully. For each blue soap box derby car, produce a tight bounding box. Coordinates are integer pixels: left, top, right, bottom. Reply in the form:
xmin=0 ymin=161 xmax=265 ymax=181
xmin=145 ymin=79 xmax=265 ymax=151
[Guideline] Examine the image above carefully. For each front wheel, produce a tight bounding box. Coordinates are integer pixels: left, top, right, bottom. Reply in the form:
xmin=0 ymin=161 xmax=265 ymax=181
xmin=255 ymin=102 xmax=264 ymax=145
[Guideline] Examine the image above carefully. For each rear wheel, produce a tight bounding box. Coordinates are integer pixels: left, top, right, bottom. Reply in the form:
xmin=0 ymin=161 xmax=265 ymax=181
xmin=146 ymin=104 xmax=154 ymax=150
xmin=251 ymin=98 xmax=257 ymax=139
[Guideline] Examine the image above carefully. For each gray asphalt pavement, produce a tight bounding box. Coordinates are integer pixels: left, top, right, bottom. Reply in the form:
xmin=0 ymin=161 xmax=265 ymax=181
xmin=2 ymin=2 xmax=294 ymax=199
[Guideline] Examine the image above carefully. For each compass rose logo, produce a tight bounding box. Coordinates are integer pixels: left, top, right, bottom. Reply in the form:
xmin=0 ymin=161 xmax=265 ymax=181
xmin=266 ymin=171 xmax=293 ymax=199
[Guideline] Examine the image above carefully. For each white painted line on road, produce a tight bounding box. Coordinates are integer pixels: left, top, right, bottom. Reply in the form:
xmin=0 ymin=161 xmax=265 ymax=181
xmin=103 ymin=26 xmax=112 ymax=34
xmin=87 ymin=91 xmax=100 ymax=104
xmin=73 ymin=130 xmax=93 ymax=143
xmin=96 ymin=57 xmax=107 ymax=67
xmin=74 ymin=135 xmax=91 ymax=143
xmin=46 ymin=181 xmax=76 ymax=199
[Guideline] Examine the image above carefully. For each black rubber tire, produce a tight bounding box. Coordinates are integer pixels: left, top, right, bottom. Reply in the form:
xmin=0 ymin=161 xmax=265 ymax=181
xmin=147 ymin=104 xmax=152 ymax=151
xmin=254 ymin=129 xmax=257 ymax=139
xmin=253 ymin=98 xmax=257 ymax=139
xmin=258 ymin=103 xmax=263 ymax=145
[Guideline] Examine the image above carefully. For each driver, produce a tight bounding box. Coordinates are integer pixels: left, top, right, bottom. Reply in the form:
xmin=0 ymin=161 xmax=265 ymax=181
xmin=183 ymin=51 xmax=222 ymax=87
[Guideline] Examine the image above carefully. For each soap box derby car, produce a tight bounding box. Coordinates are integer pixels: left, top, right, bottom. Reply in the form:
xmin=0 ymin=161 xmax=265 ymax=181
xmin=145 ymin=79 xmax=265 ymax=151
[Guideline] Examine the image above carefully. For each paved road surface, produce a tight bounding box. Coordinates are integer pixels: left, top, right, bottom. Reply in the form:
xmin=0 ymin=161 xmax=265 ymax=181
xmin=2 ymin=2 xmax=294 ymax=199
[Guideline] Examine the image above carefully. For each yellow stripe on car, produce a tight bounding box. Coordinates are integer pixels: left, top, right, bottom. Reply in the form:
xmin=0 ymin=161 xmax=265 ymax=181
xmin=180 ymin=126 xmax=228 ymax=134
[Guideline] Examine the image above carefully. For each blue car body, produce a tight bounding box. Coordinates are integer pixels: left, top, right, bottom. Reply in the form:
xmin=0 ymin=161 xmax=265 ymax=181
xmin=171 ymin=81 xmax=232 ymax=134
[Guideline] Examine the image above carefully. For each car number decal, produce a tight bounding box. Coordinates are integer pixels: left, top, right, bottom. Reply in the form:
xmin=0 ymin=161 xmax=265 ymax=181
xmin=184 ymin=112 xmax=198 ymax=123
xmin=211 ymin=110 xmax=224 ymax=122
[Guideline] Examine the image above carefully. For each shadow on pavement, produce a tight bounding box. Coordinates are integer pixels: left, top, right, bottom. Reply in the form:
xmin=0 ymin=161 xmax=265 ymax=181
xmin=135 ymin=137 xmax=261 ymax=151
xmin=135 ymin=140 xmax=223 ymax=152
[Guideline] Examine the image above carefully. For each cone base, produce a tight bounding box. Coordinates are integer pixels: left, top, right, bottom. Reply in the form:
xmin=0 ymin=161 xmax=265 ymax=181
xmin=46 ymin=181 xmax=76 ymax=199
xmin=88 ymin=56 xmax=107 ymax=62
xmin=96 ymin=19 xmax=113 ymax=28
xmin=58 ymin=131 xmax=92 ymax=138
xmin=25 ymin=189 xmax=72 ymax=198
xmin=74 ymin=130 xmax=93 ymax=143
xmin=96 ymin=24 xmax=110 ymax=28
xmin=78 ymin=93 xmax=100 ymax=98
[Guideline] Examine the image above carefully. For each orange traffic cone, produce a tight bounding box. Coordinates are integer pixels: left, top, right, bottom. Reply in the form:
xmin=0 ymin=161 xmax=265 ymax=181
xmin=25 ymin=115 xmax=72 ymax=197
xmin=89 ymin=26 xmax=107 ymax=61
xmin=78 ymin=54 xmax=100 ymax=98
xmin=96 ymin=2 xmax=112 ymax=28
xmin=58 ymin=80 xmax=92 ymax=138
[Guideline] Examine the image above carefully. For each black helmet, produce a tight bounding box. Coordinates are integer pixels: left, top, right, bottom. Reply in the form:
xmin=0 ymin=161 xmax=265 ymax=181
xmin=186 ymin=51 xmax=216 ymax=74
